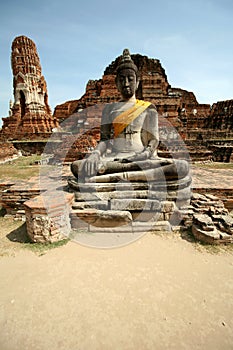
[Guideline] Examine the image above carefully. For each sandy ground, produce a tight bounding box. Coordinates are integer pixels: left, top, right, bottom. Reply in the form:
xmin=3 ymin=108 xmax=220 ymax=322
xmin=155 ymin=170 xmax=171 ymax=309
xmin=1 ymin=224 xmax=233 ymax=350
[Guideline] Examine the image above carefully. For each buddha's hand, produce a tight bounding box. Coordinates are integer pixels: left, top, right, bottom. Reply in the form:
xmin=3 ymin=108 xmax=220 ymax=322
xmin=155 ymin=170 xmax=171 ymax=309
xmin=84 ymin=152 xmax=100 ymax=176
xmin=119 ymin=150 xmax=151 ymax=163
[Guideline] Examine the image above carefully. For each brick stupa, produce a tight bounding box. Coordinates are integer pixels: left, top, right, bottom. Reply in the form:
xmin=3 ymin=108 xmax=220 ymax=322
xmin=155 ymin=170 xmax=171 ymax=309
xmin=0 ymin=35 xmax=58 ymax=141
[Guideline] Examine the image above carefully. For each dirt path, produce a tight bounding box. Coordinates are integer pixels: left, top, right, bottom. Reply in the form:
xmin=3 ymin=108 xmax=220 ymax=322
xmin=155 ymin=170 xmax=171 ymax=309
xmin=1 ymin=230 xmax=233 ymax=350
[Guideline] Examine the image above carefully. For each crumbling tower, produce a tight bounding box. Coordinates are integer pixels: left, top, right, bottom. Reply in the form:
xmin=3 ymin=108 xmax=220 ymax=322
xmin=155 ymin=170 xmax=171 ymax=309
xmin=0 ymin=35 xmax=58 ymax=140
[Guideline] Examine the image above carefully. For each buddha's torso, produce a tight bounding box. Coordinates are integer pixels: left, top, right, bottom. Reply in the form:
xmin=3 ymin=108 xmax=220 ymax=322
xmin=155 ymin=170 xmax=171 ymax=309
xmin=106 ymin=101 xmax=147 ymax=158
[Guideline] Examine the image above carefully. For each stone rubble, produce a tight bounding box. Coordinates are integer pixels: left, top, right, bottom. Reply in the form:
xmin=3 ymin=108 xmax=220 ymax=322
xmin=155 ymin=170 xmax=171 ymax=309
xmin=190 ymin=193 xmax=233 ymax=244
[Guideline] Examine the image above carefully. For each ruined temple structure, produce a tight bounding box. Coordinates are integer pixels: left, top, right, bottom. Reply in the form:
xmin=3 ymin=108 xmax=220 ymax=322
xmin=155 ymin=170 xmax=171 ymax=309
xmin=54 ymin=54 xmax=211 ymax=129
xmin=53 ymin=53 xmax=211 ymax=162
xmin=53 ymin=53 xmax=233 ymax=163
xmin=206 ymin=100 xmax=233 ymax=162
xmin=0 ymin=35 xmax=58 ymax=141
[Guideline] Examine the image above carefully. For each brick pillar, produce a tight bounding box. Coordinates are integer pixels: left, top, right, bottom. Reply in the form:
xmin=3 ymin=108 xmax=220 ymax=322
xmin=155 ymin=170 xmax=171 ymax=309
xmin=24 ymin=192 xmax=74 ymax=243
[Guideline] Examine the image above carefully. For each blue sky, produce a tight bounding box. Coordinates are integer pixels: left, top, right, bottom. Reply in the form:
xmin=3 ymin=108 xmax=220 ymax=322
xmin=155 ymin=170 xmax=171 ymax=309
xmin=0 ymin=0 xmax=233 ymax=125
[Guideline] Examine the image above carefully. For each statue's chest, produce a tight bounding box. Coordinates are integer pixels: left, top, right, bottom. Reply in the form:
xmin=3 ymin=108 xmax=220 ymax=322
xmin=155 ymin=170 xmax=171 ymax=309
xmin=110 ymin=108 xmax=146 ymax=149
xmin=110 ymin=108 xmax=146 ymax=131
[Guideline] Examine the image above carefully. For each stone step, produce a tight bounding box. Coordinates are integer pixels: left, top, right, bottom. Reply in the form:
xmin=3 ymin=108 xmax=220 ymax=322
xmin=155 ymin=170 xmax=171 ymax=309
xmin=85 ymin=220 xmax=171 ymax=233
xmin=68 ymin=175 xmax=191 ymax=192
xmin=72 ymin=200 xmax=108 ymax=210
xmin=75 ymin=190 xmax=149 ymax=201
xmin=70 ymin=208 xmax=132 ymax=228
xmin=74 ymin=187 xmax=192 ymax=202
xmin=110 ymin=199 xmax=161 ymax=211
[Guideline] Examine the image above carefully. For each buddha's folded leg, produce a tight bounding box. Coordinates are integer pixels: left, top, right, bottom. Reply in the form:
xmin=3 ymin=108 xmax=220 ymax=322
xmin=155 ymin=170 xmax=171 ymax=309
xmin=97 ymin=158 xmax=175 ymax=175
xmin=71 ymin=159 xmax=85 ymax=179
xmin=88 ymin=160 xmax=189 ymax=183
xmin=161 ymin=159 xmax=190 ymax=180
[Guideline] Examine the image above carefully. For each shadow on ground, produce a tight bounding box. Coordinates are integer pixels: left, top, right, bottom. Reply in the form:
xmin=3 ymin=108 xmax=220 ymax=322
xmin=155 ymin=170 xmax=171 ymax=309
xmin=0 ymin=208 xmax=6 ymax=217
xmin=180 ymin=227 xmax=197 ymax=243
xmin=7 ymin=223 xmax=31 ymax=243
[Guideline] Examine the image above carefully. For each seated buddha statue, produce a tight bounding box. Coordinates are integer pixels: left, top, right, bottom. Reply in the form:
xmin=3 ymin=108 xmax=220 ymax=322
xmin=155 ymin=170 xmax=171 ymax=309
xmin=71 ymin=49 xmax=189 ymax=184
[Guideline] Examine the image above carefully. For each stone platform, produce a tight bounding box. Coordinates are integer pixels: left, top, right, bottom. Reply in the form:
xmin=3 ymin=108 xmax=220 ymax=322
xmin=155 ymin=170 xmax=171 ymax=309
xmin=68 ymin=175 xmax=192 ymax=234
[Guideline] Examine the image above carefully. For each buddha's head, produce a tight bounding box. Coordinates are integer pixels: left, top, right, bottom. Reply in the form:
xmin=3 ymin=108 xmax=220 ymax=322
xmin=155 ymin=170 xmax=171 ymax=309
xmin=115 ymin=49 xmax=139 ymax=100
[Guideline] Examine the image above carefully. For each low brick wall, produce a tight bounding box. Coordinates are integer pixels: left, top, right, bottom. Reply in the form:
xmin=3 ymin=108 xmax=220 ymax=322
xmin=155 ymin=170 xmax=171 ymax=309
xmin=0 ymin=177 xmax=47 ymax=218
xmin=0 ymin=180 xmax=16 ymax=207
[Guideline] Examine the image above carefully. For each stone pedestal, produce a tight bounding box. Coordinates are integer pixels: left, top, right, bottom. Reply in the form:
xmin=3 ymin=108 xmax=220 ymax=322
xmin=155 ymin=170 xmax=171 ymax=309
xmin=24 ymin=192 xmax=74 ymax=243
xmin=68 ymin=175 xmax=192 ymax=234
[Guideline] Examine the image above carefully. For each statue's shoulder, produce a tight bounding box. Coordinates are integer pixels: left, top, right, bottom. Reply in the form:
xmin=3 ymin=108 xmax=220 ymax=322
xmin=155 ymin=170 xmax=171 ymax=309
xmin=136 ymin=99 xmax=157 ymax=112
xmin=102 ymin=102 xmax=118 ymax=113
xmin=101 ymin=102 xmax=120 ymax=123
xmin=148 ymin=103 xmax=157 ymax=112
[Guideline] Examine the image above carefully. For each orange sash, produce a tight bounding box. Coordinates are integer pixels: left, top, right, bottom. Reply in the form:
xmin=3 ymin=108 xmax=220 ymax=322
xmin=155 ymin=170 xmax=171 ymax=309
xmin=113 ymin=99 xmax=151 ymax=138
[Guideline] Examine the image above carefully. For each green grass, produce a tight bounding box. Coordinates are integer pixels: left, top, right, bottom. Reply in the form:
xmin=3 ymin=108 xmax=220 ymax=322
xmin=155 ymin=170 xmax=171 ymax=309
xmin=192 ymin=162 xmax=233 ymax=170
xmin=22 ymin=238 xmax=70 ymax=256
xmin=0 ymin=155 xmax=41 ymax=180
xmin=0 ymin=216 xmax=70 ymax=256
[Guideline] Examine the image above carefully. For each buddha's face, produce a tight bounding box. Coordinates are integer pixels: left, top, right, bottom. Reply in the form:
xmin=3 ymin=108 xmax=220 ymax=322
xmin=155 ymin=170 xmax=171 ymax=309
xmin=116 ymin=68 xmax=139 ymax=100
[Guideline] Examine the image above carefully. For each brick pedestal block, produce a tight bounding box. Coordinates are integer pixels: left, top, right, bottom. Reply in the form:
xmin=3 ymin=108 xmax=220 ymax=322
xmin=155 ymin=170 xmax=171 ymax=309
xmin=24 ymin=192 xmax=74 ymax=243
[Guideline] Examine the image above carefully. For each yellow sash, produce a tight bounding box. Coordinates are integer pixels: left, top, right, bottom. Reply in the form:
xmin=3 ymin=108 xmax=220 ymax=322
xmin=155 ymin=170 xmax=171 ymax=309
xmin=113 ymin=99 xmax=151 ymax=138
